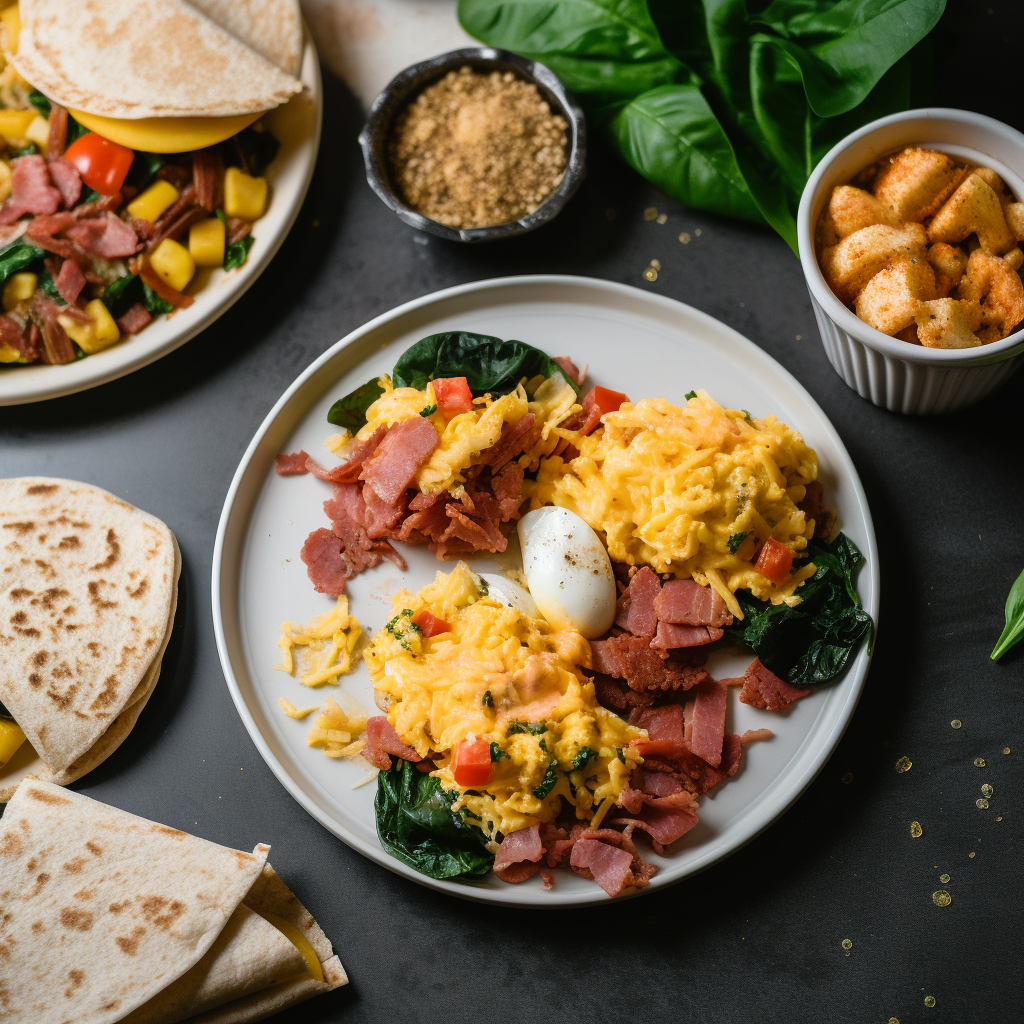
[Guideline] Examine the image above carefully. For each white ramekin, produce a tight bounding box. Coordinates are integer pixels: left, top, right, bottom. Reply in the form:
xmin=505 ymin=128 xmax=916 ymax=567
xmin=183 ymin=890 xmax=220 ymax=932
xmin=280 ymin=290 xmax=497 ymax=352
xmin=798 ymin=108 xmax=1024 ymax=415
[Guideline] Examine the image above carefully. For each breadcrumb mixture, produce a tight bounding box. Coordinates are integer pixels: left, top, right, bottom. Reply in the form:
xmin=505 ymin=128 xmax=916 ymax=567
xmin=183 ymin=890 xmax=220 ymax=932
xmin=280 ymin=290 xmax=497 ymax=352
xmin=388 ymin=66 xmax=568 ymax=229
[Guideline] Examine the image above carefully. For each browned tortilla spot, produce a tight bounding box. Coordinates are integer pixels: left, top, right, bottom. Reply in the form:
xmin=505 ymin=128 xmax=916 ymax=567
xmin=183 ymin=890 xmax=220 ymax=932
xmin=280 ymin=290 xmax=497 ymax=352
xmin=28 ymin=787 xmax=69 ymax=805
xmin=85 ymin=841 xmax=103 ymax=856
xmin=90 ymin=529 xmax=120 ymax=571
xmin=87 ymin=580 xmax=118 ymax=610
xmin=63 ymin=857 xmax=86 ymax=873
xmin=140 ymin=895 xmax=187 ymax=929
xmin=2 ymin=522 xmax=34 ymax=534
xmin=9 ymin=588 xmax=31 ymax=600
xmin=127 ymin=578 xmax=149 ymax=599
xmin=89 ymin=675 xmax=119 ymax=710
xmin=26 ymin=484 xmax=58 ymax=495
xmin=32 ymin=650 xmax=49 ymax=666
xmin=116 ymin=927 xmax=146 ymax=955
xmin=0 ymin=834 xmax=22 ymax=856
xmin=63 ymin=968 xmax=85 ymax=998
xmin=60 ymin=907 xmax=93 ymax=931
xmin=151 ymin=825 xmax=185 ymax=837
xmin=57 ymin=536 xmax=81 ymax=549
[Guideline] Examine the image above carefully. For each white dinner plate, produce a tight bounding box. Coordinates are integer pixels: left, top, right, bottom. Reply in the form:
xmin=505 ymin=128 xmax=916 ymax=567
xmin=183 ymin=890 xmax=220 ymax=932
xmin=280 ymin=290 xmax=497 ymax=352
xmin=213 ymin=275 xmax=879 ymax=907
xmin=0 ymin=35 xmax=322 ymax=406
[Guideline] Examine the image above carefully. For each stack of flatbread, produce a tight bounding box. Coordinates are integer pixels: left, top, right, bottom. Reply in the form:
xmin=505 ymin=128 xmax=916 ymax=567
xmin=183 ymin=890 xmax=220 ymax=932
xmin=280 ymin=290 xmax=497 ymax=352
xmin=0 ymin=477 xmax=180 ymax=800
xmin=0 ymin=779 xmax=347 ymax=1023
xmin=4 ymin=0 xmax=304 ymax=120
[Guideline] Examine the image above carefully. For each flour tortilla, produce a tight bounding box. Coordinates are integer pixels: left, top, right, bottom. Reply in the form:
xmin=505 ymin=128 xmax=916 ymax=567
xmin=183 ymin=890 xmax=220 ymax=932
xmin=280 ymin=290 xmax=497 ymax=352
xmin=0 ymin=782 xmax=347 ymax=1024
xmin=0 ymin=478 xmax=178 ymax=775
xmin=0 ymin=780 xmax=271 ymax=1024
xmin=186 ymin=0 xmax=303 ymax=77
xmin=6 ymin=0 xmax=302 ymax=119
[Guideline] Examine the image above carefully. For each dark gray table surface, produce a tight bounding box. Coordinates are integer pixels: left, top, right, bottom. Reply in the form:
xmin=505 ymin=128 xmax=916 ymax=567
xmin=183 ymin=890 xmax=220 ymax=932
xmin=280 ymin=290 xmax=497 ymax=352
xmin=3 ymin=54 xmax=1022 ymax=1024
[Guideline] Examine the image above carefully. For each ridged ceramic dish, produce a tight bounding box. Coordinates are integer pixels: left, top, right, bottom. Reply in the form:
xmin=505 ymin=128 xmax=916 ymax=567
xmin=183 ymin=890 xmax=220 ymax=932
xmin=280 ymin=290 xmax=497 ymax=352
xmin=798 ymin=108 xmax=1024 ymax=415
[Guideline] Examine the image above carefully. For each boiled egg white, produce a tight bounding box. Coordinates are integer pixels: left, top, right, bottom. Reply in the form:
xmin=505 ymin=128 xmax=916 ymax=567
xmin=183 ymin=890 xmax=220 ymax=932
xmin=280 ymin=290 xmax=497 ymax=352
xmin=517 ymin=507 xmax=616 ymax=638
xmin=476 ymin=572 xmax=541 ymax=619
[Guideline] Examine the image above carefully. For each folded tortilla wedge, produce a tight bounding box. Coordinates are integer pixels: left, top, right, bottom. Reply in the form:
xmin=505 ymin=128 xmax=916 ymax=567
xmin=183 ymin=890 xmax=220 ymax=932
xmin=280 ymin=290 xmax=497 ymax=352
xmin=0 ymin=780 xmax=346 ymax=1024
xmin=186 ymin=0 xmax=304 ymax=77
xmin=0 ymin=478 xmax=179 ymax=798
xmin=5 ymin=0 xmax=302 ymax=120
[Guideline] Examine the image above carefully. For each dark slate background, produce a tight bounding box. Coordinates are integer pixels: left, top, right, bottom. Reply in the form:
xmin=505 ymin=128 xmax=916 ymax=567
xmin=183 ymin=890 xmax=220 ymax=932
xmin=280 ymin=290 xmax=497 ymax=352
xmin=2 ymin=5 xmax=1022 ymax=1021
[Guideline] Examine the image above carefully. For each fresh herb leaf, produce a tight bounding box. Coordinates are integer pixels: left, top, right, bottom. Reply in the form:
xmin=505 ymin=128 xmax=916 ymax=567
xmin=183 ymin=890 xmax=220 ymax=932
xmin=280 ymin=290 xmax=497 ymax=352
xmin=725 ymin=531 xmax=873 ymax=684
xmin=37 ymin=268 xmax=65 ymax=305
xmin=533 ymin=760 xmax=559 ymax=799
xmin=327 ymin=377 xmax=386 ymax=431
xmin=226 ymin=124 xmax=281 ymax=177
xmin=223 ymin=234 xmax=254 ymax=272
xmin=490 ymin=742 xmax=508 ymax=762
xmin=616 ymin=747 xmax=626 ymax=764
xmin=80 ymin=188 xmax=102 ymax=205
xmin=392 ymin=331 xmax=579 ymax=397
xmin=506 ymin=719 xmax=546 ymax=736
xmin=216 ymin=208 xmax=227 ymax=225
xmin=100 ymin=274 xmax=139 ymax=317
xmin=419 ymin=404 xmax=438 ymax=417
xmin=10 ymin=143 xmax=39 ymax=158
xmin=0 ymin=241 xmax=46 ymax=287
xmin=571 ymin=746 xmax=598 ymax=771
xmin=727 ymin=531 xmax=748 ymax=554
xmin=685 ymin=389 xmax=697 ymax=400
xmin=476 ymin=575 xmax=490 ymax=596
xmin=482 ymin=690 xmax=494 ymax=708
xmin=141 ymin=282 xmax=174 ymax=316
xmin=126 ymin=152 xmax=166 ymax=192
xmin=28 ymin=89 xmax=51 ymax=117
xmin=991 ymin=567 xmax=1024 ymax=661
xmin=65 ymin=114 xmax=88 ymax=146
xmin=375 ymin=759 xmax=493 ymax=879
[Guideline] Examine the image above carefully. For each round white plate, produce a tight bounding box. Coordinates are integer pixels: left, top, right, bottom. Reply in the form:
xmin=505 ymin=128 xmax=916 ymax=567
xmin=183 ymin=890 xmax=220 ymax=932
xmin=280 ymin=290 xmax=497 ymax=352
xmin=0 ymin=36 xmax=322 ymax=406
xmin=213 ymin=275 xmax=879 ymax=907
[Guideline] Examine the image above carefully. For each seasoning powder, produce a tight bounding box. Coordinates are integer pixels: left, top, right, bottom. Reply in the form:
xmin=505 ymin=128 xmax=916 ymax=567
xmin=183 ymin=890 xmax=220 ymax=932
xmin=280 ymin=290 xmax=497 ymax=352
xmin=388 ymin=66 xmax=568 ymax=229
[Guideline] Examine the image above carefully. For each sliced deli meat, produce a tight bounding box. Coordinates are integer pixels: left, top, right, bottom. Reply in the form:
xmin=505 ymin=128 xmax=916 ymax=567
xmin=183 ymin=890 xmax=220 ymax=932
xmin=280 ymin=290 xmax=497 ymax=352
xmin=689 ymin=679 xmax=728 ymax=768
xmin=618 ymin=565 xmax=661 ymax=636
xmin=0 ymin=155 xmax=62 ymax=224
xmin=360 ymin=417 xmax=439 ymax=506
xmin=47 ymin=157 xmax=82 ymax=208
xmin=569 ymin=839 xmax=635 ymax=897
xmin=299 ymin=527 xmax=349 ymax=599
xmin=64 ymin=211 xmax=139 ymax=258
xmin=739 ymin=657 xmax=811 ymax=712
xmin=591 ymin=634 xmax=708 ymax=692
xmin=275 ymin=451 xmax=311 ymax=475
xmin=54 ymin=256 xmax=86 ymax=304
xmin=362 ymin=716 xmax=422 ymax=769
xmin=493 ymin=823 xmax=545 ymax=883
xmin=656 ymin=577 xmax=734 ymax=627
xmin=652 ymin=619 xmax=724 ymax=648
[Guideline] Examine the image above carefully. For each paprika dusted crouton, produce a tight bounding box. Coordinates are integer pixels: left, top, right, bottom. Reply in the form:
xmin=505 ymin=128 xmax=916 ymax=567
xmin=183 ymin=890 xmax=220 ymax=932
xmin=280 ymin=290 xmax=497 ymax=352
xmin=829 ymin=185 xmax=900 ymax=238
xmin=1004 ymin=202 xmax=1024 ymax=242
xmin=855 ymin=257 xmax=935 ymax=336
xmin=873 ymin=147 xmax=962 ymax=221
xmin=915 ymin=298 xmax=983 ymax=349
xmin=928 ymin=173 xmax=1016 ymax=254
xmin=956 ymin=249 xmax=1024 ymax=340
xmin=927 ymin=243 xmax=968 ymax=296
xmin=821 ymin=223 xmax=927 ymax=304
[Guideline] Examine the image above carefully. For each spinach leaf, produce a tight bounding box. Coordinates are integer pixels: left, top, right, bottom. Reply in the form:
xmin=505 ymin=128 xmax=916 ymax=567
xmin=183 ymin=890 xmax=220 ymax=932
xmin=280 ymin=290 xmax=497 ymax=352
xmin=991 ymin=567 xmax=1024 ymax=661
xmin=533 ymin=760 xmax=559 ymax=798
xmin=101 ymin=274 xmax=140 ymax=318
xmin=327 ymin=377 xmax=386 ymax=431
xmin=10 ymin=143 xmax=38 ymax=158
xmin=223 ymin=234 xmax=254 ymax=272
xmin=392 ymin=332 xmax=578 ymax=396
xmin=375 ymin=759 xmax=493 ymax=879
xmin=0 ymin=241 xmax=46 ymax=287
xmin=141 ymin=282 xmax=174 ymax=316
xmin=490 ymin=742 xmax=508 ymax=762
xmin=725 ymin=531 xmax=873 ymax=684
xmin=571 ymin=746 xmax=598 ymax=771
xmin=506 ymin=719 xmax=547 ymax=735
xmin=727 ymin=531 xmax=748 ymax=554
xmin=126 ymin=152 xmax=166 ymax=192
xmin=37 ymin=268 xmax=65 ymax=304
xmin=28 ymin=89 xmax=51 ymax=117
xmin=227 ymin=124 xmax=281 ymax=177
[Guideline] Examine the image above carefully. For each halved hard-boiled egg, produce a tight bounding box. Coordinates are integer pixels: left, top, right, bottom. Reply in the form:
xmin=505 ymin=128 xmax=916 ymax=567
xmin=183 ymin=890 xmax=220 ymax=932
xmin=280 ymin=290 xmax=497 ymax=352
xmin=476 ymin=572 xmax=541 ymax=619
xmin=517 ymin=507 xmax=617 ymax=639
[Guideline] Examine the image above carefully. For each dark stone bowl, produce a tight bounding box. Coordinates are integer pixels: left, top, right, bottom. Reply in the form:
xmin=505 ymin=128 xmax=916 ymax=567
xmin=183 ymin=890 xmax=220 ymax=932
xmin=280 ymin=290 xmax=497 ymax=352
xmin=357 ymin=47 xmax=586 ymax=243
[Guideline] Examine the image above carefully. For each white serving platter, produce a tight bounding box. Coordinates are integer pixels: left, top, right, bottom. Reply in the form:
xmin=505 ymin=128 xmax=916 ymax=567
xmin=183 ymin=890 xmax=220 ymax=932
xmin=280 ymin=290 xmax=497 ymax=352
xmin=0 ymin=35 xmax=322 ymax=406
xmin=213 ymin=275 xmax=879 ymax=907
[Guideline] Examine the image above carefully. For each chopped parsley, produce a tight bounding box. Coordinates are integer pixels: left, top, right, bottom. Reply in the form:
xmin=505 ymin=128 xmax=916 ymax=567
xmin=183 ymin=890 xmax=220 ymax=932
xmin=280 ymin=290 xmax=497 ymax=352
xmin=727 ymin=531 xmax=749 ymax=554
xmin=419 ymin=404 xmax=437 ymax=417
xmin=685 ymin=390 xmax=697 ymax=401
xmin=742 ymin=409 xmax=752 ymax=421
xmin=489 ymin=742 xmax=508 ymax=763
xmin=506 ymin=720 xmax=546 ymax=736
xmin=616 ymin=747 xmax=626 ymax=764
xmin=223 ymin=234 xmax=254 ymax=272
xmin=476 ymin=576 xmax=489 ymax=596
xmin=533 ymin=761 xmax=559 ymax=799
xmin=571 ymin=747 xmax=598 ymax=771
xmin=481 ymin=690 xmax=494 ymax=708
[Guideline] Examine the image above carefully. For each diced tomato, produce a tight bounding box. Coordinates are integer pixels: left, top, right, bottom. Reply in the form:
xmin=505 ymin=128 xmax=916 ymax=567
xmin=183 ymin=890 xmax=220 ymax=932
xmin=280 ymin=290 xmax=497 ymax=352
xmin=755 ymin=537 xmax=795 ymax=583
xmin=580 ymin=386 xmax=629 ymax=433
xmin=412 ymin=610 xmax=451 ymax=638
xmin=452 ymin=737 xmax=492 ymax=787
xmin=432 ymin=377 xmax=473 ymax=418
xmin=64 ymin=133 xmax=135 ymax=196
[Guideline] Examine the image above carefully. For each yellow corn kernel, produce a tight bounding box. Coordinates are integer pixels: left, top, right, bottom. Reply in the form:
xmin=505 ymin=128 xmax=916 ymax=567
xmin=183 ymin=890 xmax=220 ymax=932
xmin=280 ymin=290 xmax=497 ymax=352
xmin=0 ymin=341 xmax=21 ymax=363
xmin=148 ymin=238 xmax=195 ymax=293
xmin=0 ymin=5 xmax=21 ymax=56
xmin=23 ymin=114 xmax=49 ymax=153
xmin=189 ymin=216 xmax=225 ymax=267
xmin=126 ymin=179 xmax=179 ymax=223
xmin=223 ymin=166 xmax=268 ymax=220
xmin=0 ymin=717 xmax=26 ymax=768
xmin=3 ymin=270 xmax=35 ymax=311
xmin=0 ymin=108 xmax=33 ymax=140
xmin=58 ymin=299 xmax=121 ymax=354
xmin=0 ymin=160 xmax=10 ymax=204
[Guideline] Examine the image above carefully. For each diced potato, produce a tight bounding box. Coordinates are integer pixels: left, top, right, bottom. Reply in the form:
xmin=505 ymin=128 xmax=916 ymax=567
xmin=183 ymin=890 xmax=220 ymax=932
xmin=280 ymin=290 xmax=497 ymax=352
xmin=915 ymin=298 xmax=982 ymax=349
xmin=223 ymin=166 xmax=268 ymax=220
xmin=820 ymin=223 xmax=928 ymax=304
xmin=829 ymin=185 xmax=898 ymax=238
xmin=0 ymin=717 xmax=25 ymax=768
xmin=0 ymin=159 xmax=9 ymax=204
xmin=0 ymin=5 xmax=21 ymax=56
xmin=58 ymin=299 xmax=121 ymax=354
xmin=855 ymin=257 xmax=935 ymax=336
xmin=0 ymin=341 xmax=22 ymax=363
xmin=3 ymin=270 xmax=35 ymax=311
xmin=189 ymin=216 xmax=225 ymax=267
xmin=0 ymin=107 xmax=34 ymax=140
xmin=126 ymin=179 xmax=180 ymax=223
xmin=873 ymin=147 xmax=962 ymax=222
xmin=23 ymin=114 xmax=49 ymax=152
xmin=928 ymin=173 xmax=1016 ymax=254
xmin=148 ymin=238 xmax=195 ymax=293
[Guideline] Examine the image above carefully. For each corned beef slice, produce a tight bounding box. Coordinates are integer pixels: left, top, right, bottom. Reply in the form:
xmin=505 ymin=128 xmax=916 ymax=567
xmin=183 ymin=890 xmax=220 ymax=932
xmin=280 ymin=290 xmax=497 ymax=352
xmin=299 ymin=527 xmax=348 ymax=599
xmin=360 ymin=417 xmax=439 ymax=505
xmin=591 ymin=635 xmax=707 ymax=692
xmin=116 ymin=302 xmax=152 ymax=335
xmin=64 ymin=211 xmax=139 ymax=258
xmin=55 ymin=257 xmax=86 ymax=304
xmin=739 ymin=658 xmax=811 ymax=712
xmin=48 ymin=158 xmax=82 ymax=208
xmin=0 ymin=155 xmax=61 ymax=224
xmin=656 ymin=578 xmax=733 ymax=627
xmin=325 ymin=482 xmax=406 ymax=573
xmin=610 ymin=789 xmax=699 ymax=853
xmin=362 ymin=716 xmax=422 ymax=770
xmin=275 ymin=451 xmax=311 ymax=475
xmin=553 ymin=355 xmax=585 ymax=387
xmin=652 ymin=620 xmax=724 ymax=649
xmin=493 ymin=824 xmax=544 ymax=884
xmin=479 ymin=413 xmax=536 ymax=471
xmin=629 ymin=703 xmax=686 ymax=757
xmin=569 ymin=840 xmax=635 ymax=897
xmin=622 ymin=566 xmax=661 ymax=636
xmin=592 ymin=673 xmax=655 ymax=711
xmin=689 ymin=679 xmax=728 ymax=768
xmin=327 ymin=425 xmax=388 ymax=484
xmin=362 ymin=482 xmax=408 ymax=539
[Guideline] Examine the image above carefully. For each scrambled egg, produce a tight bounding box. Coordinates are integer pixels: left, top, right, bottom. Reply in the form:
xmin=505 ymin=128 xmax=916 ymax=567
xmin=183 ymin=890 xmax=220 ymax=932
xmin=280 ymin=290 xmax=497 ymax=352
xmin=350 ymin=373 xmax=580 ymax=496
xmin=527 ymin=390 xmax=819 ymax=614
xmin=274 ymin=594 xmax=363 ymax=687
xmin=364 ymin=563 xmax=644 ymax=840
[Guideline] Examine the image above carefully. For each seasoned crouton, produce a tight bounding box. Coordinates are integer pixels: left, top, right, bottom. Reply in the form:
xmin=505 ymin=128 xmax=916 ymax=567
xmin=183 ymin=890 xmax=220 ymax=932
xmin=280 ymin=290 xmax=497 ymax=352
xmin=1004 ymin=246 xmax=1024 ymax=271
xmin=821 ymin=223 xmax=928 ymax=304
xmin=855 ymin=257 xmax=935 ymax=335
xmin=1004 ymin=202 xmax=1024 ymax=241
xmin=927 ymin=242 xmax=969 ymax=296
xmin=928 ymin=173 xmax=1016 ymax=254
xmin=956 ymin=249 xmax=1024 ymax=338
xmin=829 ymin=185 xmax=900 ymax=238
xmin=972 ymin=166 xmax=1010 ymax=203
xmin=894 ymin=325 xmax=920 ymax=344
xmin=915 ymin=298 xmax=983 ymax=348
xmin=873 ymin=147 xmax=962 ymax=221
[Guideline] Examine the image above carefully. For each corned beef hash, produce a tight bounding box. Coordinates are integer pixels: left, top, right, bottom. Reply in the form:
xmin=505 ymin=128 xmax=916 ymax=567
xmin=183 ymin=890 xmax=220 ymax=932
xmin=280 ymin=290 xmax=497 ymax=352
xmin=275 ymin=332 xmax=874 ymax=897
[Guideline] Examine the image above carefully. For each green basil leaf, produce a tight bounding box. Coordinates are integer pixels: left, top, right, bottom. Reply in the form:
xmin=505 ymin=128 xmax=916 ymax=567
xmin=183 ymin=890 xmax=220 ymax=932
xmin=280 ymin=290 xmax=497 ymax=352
xmin=392 ymin=332 xmax=578 ymax=396
xmin=141 ymin=282 xmax=174 ymax=316
xmin=374 ymin=759 xmax=493 ymax=879
xmin=327 ymin=377 xmax=386 ymax=431
xmin=28 ymin=89 xmax=51 ymax=117
xmin=223 ymin=234 xmax=254 ymax=272
xmin=991 ymin=567 xmax=1024 ymax=661
xmin=0 ymin=241 xmax=47 ymax=287
xmin=609 ymin=83 xmax=763 ymax=223
xmin=533 ymin=759 xmax=559 ymax=799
